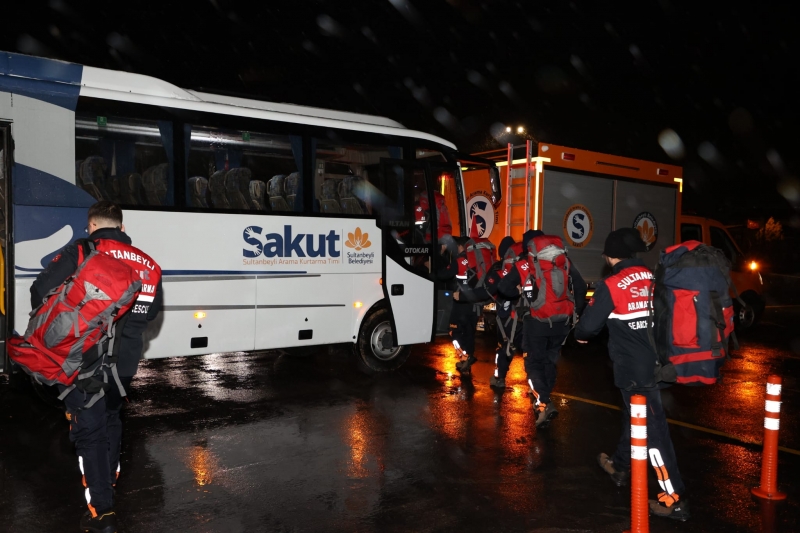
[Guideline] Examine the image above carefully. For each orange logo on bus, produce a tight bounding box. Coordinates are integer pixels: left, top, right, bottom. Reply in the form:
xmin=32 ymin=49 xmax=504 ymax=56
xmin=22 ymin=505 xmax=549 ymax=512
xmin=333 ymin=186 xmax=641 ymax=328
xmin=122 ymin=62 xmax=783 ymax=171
xmin=345 ymin=228 xmax=372 ymax=251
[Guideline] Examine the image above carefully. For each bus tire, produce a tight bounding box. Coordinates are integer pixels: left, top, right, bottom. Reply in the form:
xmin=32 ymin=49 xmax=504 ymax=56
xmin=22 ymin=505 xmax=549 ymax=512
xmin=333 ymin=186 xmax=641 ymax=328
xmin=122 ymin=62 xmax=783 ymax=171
xmin=354 ymin=306 xmax=411 ymax=374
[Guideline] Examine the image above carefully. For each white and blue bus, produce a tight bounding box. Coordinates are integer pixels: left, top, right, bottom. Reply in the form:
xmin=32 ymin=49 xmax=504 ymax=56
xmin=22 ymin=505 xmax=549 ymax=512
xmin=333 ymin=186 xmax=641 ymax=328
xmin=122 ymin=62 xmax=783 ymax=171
xmin=0 ymin=51 xmax=500 ymax=375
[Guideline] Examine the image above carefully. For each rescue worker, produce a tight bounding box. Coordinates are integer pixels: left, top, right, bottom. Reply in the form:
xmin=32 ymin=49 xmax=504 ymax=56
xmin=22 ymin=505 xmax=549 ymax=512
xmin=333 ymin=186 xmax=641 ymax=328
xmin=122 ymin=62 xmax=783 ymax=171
xmin=455 ymin=236 xmax=522 ymax=388
xmin=31 ymin=201 xmax=163 ymax=533
xmin=450 ymin=236 xmax=484 ymax=375
xmin=498 ymin=230 xmax=587 ymax=427
xmin=575 ymin=228 xmax=688 ymax=522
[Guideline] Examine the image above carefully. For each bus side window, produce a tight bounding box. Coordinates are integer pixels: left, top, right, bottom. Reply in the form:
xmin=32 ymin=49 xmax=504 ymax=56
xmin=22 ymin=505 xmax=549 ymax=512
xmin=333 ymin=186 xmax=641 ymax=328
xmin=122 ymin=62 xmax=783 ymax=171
xmin=75 ymin=115 xmax=175 ymax=207
xmin=681 ymin=223 xmax=702 ymax=243
xmin=186 ymin=125 xmax=302 ymax=212
xmin=313 ymin=140 xmax=402 ymax=216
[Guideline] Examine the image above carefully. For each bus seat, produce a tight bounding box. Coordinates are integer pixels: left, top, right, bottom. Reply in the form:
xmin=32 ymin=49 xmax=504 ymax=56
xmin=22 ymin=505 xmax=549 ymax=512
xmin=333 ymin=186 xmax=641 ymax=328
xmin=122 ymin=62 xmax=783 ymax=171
xmin=225 ymin=168 xmax=251 ymax=210
xmin=249 ymin=180 xmax=268 ymax=211
xmin=208 ymin=170 xmax=230 ymax=208
xmin=339 ymin=176 xmax=366 ymax=214
xmin=142 ymin=163 xmax=169 ymax=206
xmin=120 ymin=172 xmax=144 ymax=205
xmin=268 ymin=174 xmax=291 ymax=211
xmin=285 ymin=172 xmax=300 ymax=211
xmin=319 ymin=179 xmax=340 ymax=214
xmin=188 ymin=176 xmax=209 ymax=208
xmin=79 ymin=156 xmax=108 ymax=201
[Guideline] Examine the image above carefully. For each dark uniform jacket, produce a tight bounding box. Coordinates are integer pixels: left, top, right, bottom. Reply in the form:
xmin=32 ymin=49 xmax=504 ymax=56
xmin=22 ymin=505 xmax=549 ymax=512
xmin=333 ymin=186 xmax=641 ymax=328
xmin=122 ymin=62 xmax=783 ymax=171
xmin=457 ymin=260 xmax=519 ymax=320
xmin=30 ymin=227 xmax=163 ymax=378
xmin=574 ymin=258 xmax=658 ymax=391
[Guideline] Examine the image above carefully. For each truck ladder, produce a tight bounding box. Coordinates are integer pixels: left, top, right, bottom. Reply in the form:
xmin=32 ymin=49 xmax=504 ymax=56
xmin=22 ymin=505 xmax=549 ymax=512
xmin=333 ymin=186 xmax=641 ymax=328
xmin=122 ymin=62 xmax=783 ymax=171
xmin=503 ymin=141 xmax=533 ymax=241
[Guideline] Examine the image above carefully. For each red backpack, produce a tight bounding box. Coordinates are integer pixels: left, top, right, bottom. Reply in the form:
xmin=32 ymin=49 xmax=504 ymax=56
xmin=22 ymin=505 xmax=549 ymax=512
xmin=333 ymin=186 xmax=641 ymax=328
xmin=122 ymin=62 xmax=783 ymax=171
xmin=465 ymin=238 xmax=497 ymax=288
xmin=500 ymin=242 xmax=523 ymax=277
xmin=8 ymin=240 xmax=142 ymax=403
xmin=515 ymin=235 xmax=575 ymax=324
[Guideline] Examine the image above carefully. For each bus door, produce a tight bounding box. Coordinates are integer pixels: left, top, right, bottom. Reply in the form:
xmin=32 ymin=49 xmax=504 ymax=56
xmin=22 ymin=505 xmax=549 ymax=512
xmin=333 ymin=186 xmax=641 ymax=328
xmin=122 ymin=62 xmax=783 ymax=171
xmin=378 ymin=159 xmax=435 ymax=345
xmin=427 ymin=161 xmax=468 ymax=335
xmin=1 ymin=122 xmax=10 ymax=373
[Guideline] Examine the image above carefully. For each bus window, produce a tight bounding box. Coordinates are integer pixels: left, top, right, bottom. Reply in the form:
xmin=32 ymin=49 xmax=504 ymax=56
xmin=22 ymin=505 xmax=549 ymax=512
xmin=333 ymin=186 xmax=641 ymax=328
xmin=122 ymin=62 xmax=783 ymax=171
xmin=313 ymin=140 xmax=401 ymax=215
xmin=433 ymin=167 xmax=461 ymax=238
xmin=187 ymin=126 xmax=302 ymax=212
xmin=681 ymin=223 xmax=702 ymax=243
xmin=75 ymin=115 xmax=174 ymax=206
xmin=710 ymin=226 xmax=741 ymax=271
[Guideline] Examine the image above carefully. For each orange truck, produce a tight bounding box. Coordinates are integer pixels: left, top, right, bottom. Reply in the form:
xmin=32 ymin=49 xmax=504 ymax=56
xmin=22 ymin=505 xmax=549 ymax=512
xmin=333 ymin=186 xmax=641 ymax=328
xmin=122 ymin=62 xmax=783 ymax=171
xmin=463 ymin=142 xmax=764 ymax=328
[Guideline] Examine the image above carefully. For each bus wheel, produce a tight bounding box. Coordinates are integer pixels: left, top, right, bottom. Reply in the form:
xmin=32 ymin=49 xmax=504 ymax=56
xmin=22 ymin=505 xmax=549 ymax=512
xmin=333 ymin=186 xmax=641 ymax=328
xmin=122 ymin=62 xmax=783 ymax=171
xmin=354 ymin=306 xmax=410 ymax=374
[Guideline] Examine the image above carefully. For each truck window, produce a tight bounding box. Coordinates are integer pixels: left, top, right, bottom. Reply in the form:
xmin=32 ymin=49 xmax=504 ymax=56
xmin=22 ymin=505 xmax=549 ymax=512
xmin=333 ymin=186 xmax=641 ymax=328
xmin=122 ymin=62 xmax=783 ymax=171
xmin=681 ymin=223 xmax=702 ymax=243
xmin=710 ymin=226 xmax=740 ymax=270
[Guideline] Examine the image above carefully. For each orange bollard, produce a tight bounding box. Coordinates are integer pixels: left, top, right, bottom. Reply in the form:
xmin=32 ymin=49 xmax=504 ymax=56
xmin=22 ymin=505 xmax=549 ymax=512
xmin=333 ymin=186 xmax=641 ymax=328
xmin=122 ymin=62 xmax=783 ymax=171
xmin=624 ymin=394 xmax=649 ymax=533
xmin=752 ymin=375 xmax=787 ymax=500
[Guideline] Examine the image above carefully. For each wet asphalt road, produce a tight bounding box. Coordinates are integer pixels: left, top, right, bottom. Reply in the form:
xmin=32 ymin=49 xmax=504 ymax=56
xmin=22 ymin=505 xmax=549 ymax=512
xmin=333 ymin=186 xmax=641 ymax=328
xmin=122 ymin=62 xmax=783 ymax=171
xmin=2 ymin=307 xmax=800 ymax=533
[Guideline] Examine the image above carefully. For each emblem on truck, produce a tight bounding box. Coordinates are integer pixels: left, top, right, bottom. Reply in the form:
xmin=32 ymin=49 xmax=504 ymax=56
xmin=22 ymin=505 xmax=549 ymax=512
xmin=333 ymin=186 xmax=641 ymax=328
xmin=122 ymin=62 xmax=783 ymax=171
xmin=563 ymin=204 xmax=594 ymax=248
xmin=633 ymin=212 xmax=658 ymax=251
xmin=466 ymin=195 xmax=495 ymax=238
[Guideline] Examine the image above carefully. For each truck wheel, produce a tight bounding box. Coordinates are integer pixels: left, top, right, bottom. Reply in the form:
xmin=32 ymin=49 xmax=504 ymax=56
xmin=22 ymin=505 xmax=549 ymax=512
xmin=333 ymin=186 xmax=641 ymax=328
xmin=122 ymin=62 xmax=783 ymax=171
xmin=736 ymin=291 xmax=765 ymax=329
xmin=354 ymin=306 xmax=411 ymax=374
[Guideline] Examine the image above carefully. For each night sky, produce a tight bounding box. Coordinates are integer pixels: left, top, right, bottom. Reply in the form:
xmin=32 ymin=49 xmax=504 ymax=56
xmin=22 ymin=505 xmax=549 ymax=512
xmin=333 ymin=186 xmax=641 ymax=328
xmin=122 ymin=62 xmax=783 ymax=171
xmin=3 ymin=0 xmax=799 ymax=224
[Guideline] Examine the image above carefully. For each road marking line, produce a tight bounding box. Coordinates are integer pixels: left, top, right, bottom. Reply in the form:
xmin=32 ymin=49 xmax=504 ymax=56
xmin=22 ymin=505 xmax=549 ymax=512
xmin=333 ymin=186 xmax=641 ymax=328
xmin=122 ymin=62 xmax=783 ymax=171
xmin=551 ymin=392 xmax=800 ymax=457
xmin=765 ymin=305 xmax=800 ymax=309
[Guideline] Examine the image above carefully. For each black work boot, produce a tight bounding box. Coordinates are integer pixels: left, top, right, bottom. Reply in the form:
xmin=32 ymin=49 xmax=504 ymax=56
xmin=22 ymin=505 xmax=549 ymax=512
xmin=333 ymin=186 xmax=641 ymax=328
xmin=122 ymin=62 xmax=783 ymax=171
xmin=534 ymin=402 xmax=558 ymax=428
xmin=597 ymin=452 xmax=629 ymax=487
xmin=650 ymin=495 xmax=690 ymax=522
xmin=455 ymin=357 xmax=477 ymax=375
xmin=489 ymin=376 xmax=506 ymax=388
xmin=80 ymin=509 xmax=118 ymax=533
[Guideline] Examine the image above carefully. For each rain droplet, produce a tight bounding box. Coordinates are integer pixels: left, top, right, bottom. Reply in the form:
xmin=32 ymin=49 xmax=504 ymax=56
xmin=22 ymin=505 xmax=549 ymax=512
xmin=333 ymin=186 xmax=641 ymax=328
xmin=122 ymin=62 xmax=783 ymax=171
xmin=657 ymin=129 xmax=685 ymax=160
xmin=317 ymin=14 xmax=345 ymax=37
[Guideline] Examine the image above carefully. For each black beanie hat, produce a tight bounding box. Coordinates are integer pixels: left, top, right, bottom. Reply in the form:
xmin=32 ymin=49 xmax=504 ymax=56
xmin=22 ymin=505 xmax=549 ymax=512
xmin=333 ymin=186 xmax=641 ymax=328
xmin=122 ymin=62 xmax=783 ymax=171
xmin=498 ymin=236 xmax=515 ymax=259
xmin=602 ymin=228 xmax=647 ymax=259
xmin=522 ymin=229 xmax=544 ymax=251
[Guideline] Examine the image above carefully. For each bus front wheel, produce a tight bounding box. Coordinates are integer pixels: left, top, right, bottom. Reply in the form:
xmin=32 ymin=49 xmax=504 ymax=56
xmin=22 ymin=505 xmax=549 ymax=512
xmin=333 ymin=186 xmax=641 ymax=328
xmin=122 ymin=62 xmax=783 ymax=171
xmin=354 ymin=306 xmax=411 ymax=374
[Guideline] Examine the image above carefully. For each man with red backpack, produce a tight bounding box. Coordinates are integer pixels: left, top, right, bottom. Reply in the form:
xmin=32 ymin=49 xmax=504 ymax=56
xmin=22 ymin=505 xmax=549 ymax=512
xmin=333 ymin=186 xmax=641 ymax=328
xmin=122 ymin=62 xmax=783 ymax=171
xmin=30 ymin=201 xmax=163 ymax=533
xmin=450 ymin=235 xmax=496 ymax=374
xmin=498 ymin=230 xmax=587 ymax=427
xmin=455 ymin=236 xmax=523 ymax=387
xmin=575 ymin=228 xmax=689 ymax=522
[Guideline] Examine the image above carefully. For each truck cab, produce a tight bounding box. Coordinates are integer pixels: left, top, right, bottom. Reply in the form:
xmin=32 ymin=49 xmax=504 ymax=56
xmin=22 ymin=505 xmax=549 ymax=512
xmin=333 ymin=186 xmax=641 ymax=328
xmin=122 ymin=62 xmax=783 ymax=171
xmin=680 ymin=215 xmax=765 ymax=328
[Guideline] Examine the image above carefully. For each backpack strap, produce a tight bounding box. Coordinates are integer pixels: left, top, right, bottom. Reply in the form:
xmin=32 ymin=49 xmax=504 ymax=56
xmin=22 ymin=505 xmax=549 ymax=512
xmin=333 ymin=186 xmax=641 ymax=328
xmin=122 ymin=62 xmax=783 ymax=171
xmin=75 ymin=238 xmax=95 ymax=264
xmin=506 ymin=313 xmax=519 ymax=357
xmin=646 ymin=277 xmax=657 ymax=353
xmin=496 ymin=314 xmax=508 ymax=342
xmin=709 ymin=290 xmax=727 ymax=359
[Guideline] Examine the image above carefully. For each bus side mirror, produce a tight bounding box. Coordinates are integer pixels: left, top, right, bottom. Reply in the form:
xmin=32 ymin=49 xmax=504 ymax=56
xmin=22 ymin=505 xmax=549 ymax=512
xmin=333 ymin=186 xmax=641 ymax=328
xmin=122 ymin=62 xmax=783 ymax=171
xmin=489 ymin=167 xmax=502 ymax=208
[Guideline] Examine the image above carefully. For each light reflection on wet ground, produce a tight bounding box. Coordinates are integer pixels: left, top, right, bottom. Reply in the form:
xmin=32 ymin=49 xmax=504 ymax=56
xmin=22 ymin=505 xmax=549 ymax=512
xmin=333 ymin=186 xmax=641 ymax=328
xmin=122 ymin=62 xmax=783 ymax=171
xmin=1 ymin=308 xmax=799 ymax=532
